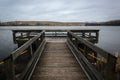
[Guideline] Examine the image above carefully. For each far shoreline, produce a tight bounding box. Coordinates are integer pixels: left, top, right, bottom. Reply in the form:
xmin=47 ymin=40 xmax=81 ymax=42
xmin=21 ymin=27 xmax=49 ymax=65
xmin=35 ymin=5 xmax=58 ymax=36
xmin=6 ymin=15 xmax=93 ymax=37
xmin=0 ymin=20 xmax=120 ymax=26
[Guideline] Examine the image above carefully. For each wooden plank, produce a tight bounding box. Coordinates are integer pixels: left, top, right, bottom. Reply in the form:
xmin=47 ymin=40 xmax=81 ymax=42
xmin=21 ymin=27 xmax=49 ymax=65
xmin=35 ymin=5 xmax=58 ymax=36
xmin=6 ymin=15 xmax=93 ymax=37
xmin=45 ymin=30 xmax=66 ymax=32
xmin=12 ymin=30 xmax=42 ymax=33
xmin=70 ymin=30 xmax=99 ymax=32
xmin=30 ymin=42 xmax=88 ymax=80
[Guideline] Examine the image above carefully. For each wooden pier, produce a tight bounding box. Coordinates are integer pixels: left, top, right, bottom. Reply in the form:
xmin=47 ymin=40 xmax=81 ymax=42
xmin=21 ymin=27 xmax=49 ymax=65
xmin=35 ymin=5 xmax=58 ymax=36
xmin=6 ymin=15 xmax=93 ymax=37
xmin=30 ymin=41 xmax=88 ymax=80
xmin=0 ymin=30 xmax=118 ymax=80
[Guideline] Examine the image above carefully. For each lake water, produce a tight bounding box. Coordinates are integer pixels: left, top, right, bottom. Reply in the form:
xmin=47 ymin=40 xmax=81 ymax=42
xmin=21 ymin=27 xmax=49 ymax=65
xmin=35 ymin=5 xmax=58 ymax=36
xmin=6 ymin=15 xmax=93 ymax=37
xmin=0 ymin=26 xmax=120 ymax=61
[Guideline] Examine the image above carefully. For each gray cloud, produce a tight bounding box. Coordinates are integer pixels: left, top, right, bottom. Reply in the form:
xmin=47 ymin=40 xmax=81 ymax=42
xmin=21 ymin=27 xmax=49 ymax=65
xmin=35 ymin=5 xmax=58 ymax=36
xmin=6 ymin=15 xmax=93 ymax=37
xmin=0 ymin=0 xmax=120 ymax=22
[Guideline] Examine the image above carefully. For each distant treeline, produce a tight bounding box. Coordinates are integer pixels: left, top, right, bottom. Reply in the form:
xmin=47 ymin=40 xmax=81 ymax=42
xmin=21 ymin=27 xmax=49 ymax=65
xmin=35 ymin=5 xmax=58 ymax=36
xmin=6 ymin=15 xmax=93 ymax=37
xmin=0 ymin=20 xmax=120 ymax=26
xmin=0 ymin=21 xmax=85 ymax=26
xmin=86 ymin=20 xmax=120 ymax=26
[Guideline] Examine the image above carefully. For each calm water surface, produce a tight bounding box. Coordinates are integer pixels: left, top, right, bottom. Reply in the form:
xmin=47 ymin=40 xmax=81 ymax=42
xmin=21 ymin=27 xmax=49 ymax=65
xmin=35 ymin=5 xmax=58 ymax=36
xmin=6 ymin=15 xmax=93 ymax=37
xmin=0 ymin=26 xmax=120 ymax=61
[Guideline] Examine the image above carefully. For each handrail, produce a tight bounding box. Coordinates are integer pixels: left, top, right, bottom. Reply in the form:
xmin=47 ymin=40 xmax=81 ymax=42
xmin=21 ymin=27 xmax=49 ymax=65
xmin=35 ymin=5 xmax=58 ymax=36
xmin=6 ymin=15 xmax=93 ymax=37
xmin=67 ymin=31 xmax=117 ymax=80
xmin=69 ymin=31 xmax=114 ymax=58
xmin=3 ymin=31 xmax=45 ymax=80
xmin=12 ymin=31 xmax=44 ymax=60
xmin=67 ymin=38 xmax=104 ymax=80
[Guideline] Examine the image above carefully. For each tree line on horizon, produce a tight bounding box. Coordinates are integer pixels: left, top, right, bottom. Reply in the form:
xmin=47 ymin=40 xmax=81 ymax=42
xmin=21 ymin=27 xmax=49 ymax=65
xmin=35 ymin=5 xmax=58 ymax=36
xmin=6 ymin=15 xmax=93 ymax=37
xmin=0 ymin=20 xmax=120 ymax=26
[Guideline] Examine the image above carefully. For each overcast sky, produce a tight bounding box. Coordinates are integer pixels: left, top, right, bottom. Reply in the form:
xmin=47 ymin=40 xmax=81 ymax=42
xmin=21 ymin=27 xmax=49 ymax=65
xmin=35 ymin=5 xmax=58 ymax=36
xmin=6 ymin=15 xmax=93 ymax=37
xmin=0 ymin=0 xmax=120 ymax=22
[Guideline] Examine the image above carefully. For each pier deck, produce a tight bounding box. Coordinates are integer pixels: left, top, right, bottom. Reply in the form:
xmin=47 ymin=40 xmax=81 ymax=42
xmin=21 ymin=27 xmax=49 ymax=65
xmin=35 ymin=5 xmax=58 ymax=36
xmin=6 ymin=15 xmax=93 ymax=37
xmin=2 ymin=30 xmax=117 ymax=80
xmin=30 ymin=41 xmax=88 ymax=80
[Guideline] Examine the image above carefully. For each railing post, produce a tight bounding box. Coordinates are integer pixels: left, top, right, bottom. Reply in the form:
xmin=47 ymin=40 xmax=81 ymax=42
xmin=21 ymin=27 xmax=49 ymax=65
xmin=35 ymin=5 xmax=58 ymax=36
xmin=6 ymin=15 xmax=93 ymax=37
xmin=41 ymin=32 xmax=43 ymax=42
xmin=13 ymin=31 xmax=16 ymax=44
xmin=4 ymin=56 xmax=15 ymax=80
xmin=89 ymin=32 xmax=91 ymax=37
xmin=27 ymin=32 xmax=30 ymax=40
xmin=67 ymin=31 xmax=70 ymax=40
xmin=75 ymin=39 xmax=79 ymax=49
xmin=84 ymin=46 xmax=88 ymax=58
xmin=35 ymin=39 xmax=39 ymax=48
xmin=30 ymin=45 xmax=33 ymax=56
xmin=96 ymin=31 xmax=99 ymax=43
xmin=82 ymin=32 xmax=85 ymax=38
xmin=105 ymin=54 xmax=116 ymax=80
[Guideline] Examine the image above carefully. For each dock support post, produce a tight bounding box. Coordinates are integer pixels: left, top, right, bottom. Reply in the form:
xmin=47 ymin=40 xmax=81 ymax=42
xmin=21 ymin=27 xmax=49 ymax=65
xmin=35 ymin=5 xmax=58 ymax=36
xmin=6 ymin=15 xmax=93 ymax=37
xmin=96 ymin=32 xmax=99 ymax=43
xmin=4 ymin=56 xmax=15 ymax=80
xmin=82 ymin=32 xmax=85 ymax=38
xmin=105 ymin=54 xmax=116 ymax=80
xmin=13 ymin=32 xmax=16 ymax=43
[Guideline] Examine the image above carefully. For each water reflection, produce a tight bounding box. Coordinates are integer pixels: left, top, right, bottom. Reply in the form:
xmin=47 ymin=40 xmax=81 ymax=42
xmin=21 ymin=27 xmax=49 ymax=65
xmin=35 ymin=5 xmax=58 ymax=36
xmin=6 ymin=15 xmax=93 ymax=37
xmin=0 ymin=30 xmax=17 ymax=61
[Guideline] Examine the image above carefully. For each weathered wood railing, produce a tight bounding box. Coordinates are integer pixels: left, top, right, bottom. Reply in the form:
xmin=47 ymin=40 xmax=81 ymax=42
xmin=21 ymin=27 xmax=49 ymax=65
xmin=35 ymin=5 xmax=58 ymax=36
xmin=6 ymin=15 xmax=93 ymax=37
xmin=70 ymin=30 xmax=99 ymax=43
xmin=2 ymin=31 xmax=46 ymax=80
xmin=0 ymin=30 xmax=117 ymax=80
xmin=67 ymin=31 xmax=117 ymax=80
xmin=13 ymin=30 xmax=42 ymax=44
xmin=45 ymin=30 xmax=67 ymax=37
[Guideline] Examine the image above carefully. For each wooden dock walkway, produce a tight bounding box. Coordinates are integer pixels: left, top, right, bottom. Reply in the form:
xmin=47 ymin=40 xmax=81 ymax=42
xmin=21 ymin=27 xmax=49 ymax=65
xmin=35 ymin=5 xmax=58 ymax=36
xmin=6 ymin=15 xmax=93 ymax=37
xmin=30 ymin=41 xmax=88 ymax=80
xmin=2 ymin=30 xmax=117 ymax=80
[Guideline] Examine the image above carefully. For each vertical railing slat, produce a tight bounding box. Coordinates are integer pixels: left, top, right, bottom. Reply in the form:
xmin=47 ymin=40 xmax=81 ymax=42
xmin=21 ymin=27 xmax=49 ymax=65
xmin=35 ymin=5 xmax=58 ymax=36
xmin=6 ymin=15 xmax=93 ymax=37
xmin=4 ymin=56 xmax=15 ymax=80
